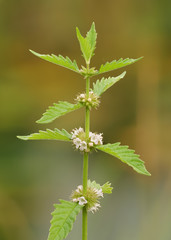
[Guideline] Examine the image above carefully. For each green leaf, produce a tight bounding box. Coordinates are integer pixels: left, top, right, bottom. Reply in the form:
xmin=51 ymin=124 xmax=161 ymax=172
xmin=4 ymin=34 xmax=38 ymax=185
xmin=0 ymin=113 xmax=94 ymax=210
xmin=97 ymin=57 xmax=143 ymax=75
xmin=93 ymin=71 xmax=126 ymax=96
xmin=101 ymin=182 xmax=113 ymax=194
xmin=88 ymin=180 xmax=113 ymax=194
xmin=76 ymin=22 xmax=97 ymax=64
xmin=17 ymin=128 xmax=71 ymax=141
xmin=86 ymin=22 xmax=97 ymax=59
xmin=88 ymin=180 xmax=101 ymax=190
xmin=37 ymin=101 xmax=82 ymax=124
xmin=48 ymin=200 xmax=82 ymax=240
xmin=30 ymin=50 xmax=80 ymax=73
xmin=95 ymin=143 xmax=151 ymax=176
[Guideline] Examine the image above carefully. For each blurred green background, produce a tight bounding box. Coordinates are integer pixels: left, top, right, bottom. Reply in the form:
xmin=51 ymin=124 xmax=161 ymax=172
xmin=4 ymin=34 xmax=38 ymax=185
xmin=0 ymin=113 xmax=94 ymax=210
xmin=0 ymin=0 xmax=171 ymax=239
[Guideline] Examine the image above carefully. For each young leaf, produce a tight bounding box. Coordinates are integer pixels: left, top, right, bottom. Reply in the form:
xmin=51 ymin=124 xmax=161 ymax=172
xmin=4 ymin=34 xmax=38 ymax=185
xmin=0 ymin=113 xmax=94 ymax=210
xmin=88 ymin=180 xmax=113 ymax=194
xmin=37 ymin=101 xmax=82 ymax=124
xmin=17 ymin=128 xmax=71 ymax=141
xmin=101 ymin=182 xmax=113 ymax=194
xmin=86 ymin=22 xmax=97 ymax=59
xmin=97 ymin=57 xmax=143 ymax=75
xmin=95 ymin=143 xmax=151 ymax=176
xmin=93 ymin=71 xmax=126 ymax=96
xmin=76 ymin=22 xmax=97 ymax=64
xmin=88 ymin=180 xmax=101 ymax=190
xmin=48 ymin=200 xmax=82 ymax=240
xmin=30 ymin=50 xmax=80 ymax=74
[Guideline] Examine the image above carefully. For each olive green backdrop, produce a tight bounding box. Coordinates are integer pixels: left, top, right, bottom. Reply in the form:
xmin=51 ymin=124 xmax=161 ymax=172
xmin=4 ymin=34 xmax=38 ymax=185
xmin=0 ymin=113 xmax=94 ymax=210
xmin=0 ymin=0 xmax=171 ymax=239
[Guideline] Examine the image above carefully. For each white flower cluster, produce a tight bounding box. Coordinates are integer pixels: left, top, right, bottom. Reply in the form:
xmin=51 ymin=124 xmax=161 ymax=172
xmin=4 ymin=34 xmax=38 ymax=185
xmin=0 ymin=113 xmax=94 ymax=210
xmin=72 ymin=185 xmax=88 ymax=206
xmin=89 ymin=132 xmax=103 ymax=145
xmin=71 ymin=184 xmax=104 ymax=213
xmin=71 ymin=128 xmax=103 ymax=152
xmin=76 ymin=91 xmax=100 ymax=109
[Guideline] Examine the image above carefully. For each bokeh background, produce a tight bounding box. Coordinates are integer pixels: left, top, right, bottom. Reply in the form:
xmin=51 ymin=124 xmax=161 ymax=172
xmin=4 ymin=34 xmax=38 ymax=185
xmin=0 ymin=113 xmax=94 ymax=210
xmin=0 ymin=0 xmax=171 ymax=239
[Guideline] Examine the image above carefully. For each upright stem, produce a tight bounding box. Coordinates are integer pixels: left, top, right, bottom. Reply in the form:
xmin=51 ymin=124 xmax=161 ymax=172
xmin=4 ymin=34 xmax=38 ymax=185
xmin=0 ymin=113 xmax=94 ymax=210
xmin=82 ymin=75 xmax=90 ymax=240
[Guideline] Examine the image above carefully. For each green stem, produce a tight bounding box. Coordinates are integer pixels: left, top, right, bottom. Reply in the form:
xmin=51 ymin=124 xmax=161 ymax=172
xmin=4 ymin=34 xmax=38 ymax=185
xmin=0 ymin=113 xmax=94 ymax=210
xmin=82 ymin=75 xmax=90 ymax=240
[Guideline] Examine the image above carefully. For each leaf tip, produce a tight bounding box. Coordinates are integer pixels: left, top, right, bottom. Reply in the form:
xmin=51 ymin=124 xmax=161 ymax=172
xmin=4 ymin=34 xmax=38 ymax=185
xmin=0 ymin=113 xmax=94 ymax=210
xmin=29 ymin=49 xmax=40 ymax=57
xmin=76 ymin=26 xmax=80 ymax=35
xmin=17 ymin=136 xmax=28 ymax=140
xmin=36 ymin=118 xmax=49 ymax=124
xmin=91 ymin=21 xmax=95 ymax=28
xmin=36 ymin=116 xmax=50 ymax=124
xmin=146 ymin=171 xmax=151 ymax=176
xmin=36 ymin=119 xmax=42 ymax=124
xmin=136 ymin=56 xmax=144 ymax=62
xmin=121 ymin=71 xmax=126 ymax=77
xmin=29 ymin=49 xmax=36 ymax=54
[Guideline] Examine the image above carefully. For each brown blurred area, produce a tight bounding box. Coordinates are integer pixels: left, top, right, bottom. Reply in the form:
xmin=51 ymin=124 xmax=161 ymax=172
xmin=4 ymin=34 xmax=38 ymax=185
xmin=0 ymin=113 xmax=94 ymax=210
xmin=0 ymin=0 xmax=171 ymax=239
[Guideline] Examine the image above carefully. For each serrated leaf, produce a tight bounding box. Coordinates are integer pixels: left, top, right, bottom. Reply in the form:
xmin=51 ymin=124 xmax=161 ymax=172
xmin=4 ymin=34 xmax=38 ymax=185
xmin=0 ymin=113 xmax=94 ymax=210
xmin=30 ymin=50 xmax=80 ymax=73
xmin=86 ymin=22 xmax=97 ymax=59
xmin=97 ymin=57 xmax=143 ymax=75
xmin=101 ymin=182 xmax=113 ymax=194
xmin=95 ymin=143 xmax=151 ymax=176
xmin=48 ymin=200 xmax=82 ymax=240
xmin=88 ymin=180 xmax=113 ymax=194
xmin=88 ymin=180 xmax=101 ymax=190
xmin=17 ymin=128 xmax=71 ymax=141
xmin=76 ymin=22 xmax=97 ymax=64
xmin=37 ymin=101 xmax=82 ymax=124
xmin=93 ymin=71 xmax=126 ymax=96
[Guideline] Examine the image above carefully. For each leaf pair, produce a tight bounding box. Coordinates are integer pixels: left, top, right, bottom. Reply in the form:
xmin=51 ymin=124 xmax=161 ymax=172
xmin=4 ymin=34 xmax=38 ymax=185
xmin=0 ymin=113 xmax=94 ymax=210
xmin=34 ymin=71 xmax=125 ymax=124
xmin=30 ymin=48 xmax=141 ymax=77
xmin=30 ymin=22 xmax=142 ymax=77
xmin=17 ymin=129 xmax=150 ymax=176
xmin=48 ymin=179 xmax=112 ymax=240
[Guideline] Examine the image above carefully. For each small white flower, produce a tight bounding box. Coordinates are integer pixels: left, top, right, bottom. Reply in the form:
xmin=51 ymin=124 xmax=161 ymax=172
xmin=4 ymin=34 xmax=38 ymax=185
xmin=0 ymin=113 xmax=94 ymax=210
xmin=90 ymin=133 xmax=98 ymax=144
xmin=89 ymin=132 xmax=103 ymax=145
xmin=76 ymin=185 xmax=83 ymax=192
xmin=80 ymin=93 xmax=85 ymax=98
xmin=80 ymin=141 xmax=87 ymax=151
xmin=89 ymin=203 xmax=101 ymax=213
xmin=73 ymin=138 xmax=81 ymax=148
xmin=89 ymin=142 xmax=94 ymax=147
xmin=71 ymin=127 xmax=84 ymax=139
xmin=73 ymin=138 xmax=81 ymax=149
xmin=96 ymin=134 xmax=103 ymax=145
xmin=71 ymin=129 xmax=79 ymax=139
xmin=95 ymin=188 xmax=103 ymax=198
xmin=89 ymin=132 xmax=93 ymax=137
xmin=77 ymin=196 xmax=87 ymax=206
xmin=73 ymin=198 xmax=78 ymax=202
xmin=78 ymin=127 xmax=84 ymax=133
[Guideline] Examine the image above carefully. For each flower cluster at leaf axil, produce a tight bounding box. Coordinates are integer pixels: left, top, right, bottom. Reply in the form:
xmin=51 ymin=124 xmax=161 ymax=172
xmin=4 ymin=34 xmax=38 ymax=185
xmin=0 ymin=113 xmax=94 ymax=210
xmin=76 ymin=91 xmax=100 ymax=109
xmin=71 ymin=127 xmax=103 ymax=152
xmin=71 ymin=184 xmax=103 ymax=213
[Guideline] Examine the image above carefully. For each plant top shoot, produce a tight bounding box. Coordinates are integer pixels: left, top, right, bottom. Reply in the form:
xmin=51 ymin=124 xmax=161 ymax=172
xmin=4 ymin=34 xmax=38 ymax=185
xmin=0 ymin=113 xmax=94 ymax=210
xmin=18 ymin=22 xmax=150 ymax=240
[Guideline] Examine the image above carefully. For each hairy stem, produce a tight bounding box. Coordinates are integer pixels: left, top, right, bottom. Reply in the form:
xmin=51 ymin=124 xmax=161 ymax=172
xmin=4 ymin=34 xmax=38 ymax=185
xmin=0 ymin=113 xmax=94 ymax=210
xmin=82 ymin=75 xmax=90 ymax=240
